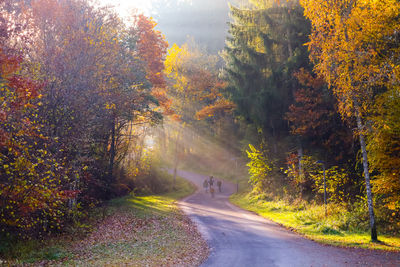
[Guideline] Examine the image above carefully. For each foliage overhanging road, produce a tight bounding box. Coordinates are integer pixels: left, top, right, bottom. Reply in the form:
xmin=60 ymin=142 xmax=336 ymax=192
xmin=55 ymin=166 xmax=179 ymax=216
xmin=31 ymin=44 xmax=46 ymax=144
xmin=177 ymin=170 xmax=400 ymax=267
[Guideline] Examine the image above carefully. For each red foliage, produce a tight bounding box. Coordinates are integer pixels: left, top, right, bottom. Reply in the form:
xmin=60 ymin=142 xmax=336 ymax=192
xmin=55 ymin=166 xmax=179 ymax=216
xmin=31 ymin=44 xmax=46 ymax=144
xmin=286 ymin=68 xmax=354 ymax=162
xmin=286 ymin=68 xmax=329 ymax=136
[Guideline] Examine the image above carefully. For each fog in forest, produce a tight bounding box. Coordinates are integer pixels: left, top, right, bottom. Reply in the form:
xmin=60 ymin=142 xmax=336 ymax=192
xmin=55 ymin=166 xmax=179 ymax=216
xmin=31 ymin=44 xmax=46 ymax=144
xmin=100 ymin=0 xmax=241 ymax=53
xmin=153 ymin=0 xmax=241 ymax=53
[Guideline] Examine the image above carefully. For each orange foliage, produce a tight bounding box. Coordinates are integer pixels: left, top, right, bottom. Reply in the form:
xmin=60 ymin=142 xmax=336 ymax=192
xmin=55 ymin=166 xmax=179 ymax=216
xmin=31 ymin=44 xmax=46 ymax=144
xmin=196 ymin=98 xmax=236 ymax=120
xmin=134 ymin=14 xmax=168 ymax=88
xmin=133 ymin=14 xmax=173 ymax=115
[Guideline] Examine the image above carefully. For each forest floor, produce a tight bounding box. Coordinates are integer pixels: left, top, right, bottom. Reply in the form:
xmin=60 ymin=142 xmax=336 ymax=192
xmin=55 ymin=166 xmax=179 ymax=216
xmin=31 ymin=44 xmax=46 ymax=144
xmin=231 ymin=192 xmax=400 ymax=252
xmin=4 ymin=177 xmax=208 ymax=266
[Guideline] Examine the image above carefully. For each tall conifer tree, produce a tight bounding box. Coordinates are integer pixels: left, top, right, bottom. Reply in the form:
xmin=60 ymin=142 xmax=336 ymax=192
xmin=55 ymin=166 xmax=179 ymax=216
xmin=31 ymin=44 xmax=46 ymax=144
xmin=222 ymin=0 xmax=310 ymax=140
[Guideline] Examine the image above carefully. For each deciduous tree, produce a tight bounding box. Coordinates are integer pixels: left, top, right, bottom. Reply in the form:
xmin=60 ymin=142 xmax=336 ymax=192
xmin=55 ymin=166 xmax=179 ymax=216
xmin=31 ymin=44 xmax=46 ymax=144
xmin=301 ymin=0 xmax=400 ymax=241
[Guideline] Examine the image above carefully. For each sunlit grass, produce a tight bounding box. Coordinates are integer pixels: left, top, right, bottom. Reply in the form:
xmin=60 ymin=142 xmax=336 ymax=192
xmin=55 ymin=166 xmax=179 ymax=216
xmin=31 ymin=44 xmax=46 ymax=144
xmin=231 ymin=192 xmax=400 ymax=251
xmin=109 ymin=176 xmax=195 ymax=217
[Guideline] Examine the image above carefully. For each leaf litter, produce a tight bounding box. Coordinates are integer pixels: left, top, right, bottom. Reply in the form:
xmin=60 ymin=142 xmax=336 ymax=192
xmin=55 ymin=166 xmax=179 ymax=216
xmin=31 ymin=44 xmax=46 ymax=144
xmin=28 ymin=198 xmax=209 ymax=267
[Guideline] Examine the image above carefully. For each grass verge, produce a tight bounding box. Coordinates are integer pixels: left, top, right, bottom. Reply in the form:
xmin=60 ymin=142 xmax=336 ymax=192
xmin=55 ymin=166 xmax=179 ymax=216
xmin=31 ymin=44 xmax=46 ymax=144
xmin=230 ymin=192 xmax=400 ymax=252
xmin=3 ymin=173 xmax=208 ymax=266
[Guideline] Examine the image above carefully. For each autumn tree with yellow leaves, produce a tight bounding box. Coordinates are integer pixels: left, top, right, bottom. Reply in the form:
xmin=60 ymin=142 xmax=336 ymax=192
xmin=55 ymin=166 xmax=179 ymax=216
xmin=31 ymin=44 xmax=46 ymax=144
xmin=165 ymin=42 xmax=235 ymax=128
xmin=301 ymin=0 xmax=400 ymax=241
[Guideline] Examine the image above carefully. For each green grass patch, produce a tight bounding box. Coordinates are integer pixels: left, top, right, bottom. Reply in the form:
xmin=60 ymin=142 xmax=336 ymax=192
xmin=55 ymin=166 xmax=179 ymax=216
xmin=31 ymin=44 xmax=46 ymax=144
xmin=108 ymin=174 xmax=195 ymax=217
xmin=0 ymin=239 xmax=73 ymax=265
xmin=230 ymin=192 xmax=400 ymax=251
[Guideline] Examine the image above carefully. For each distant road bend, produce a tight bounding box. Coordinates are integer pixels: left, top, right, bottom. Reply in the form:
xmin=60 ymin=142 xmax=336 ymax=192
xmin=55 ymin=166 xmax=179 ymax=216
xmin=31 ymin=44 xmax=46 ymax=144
xmin=177 ymin=170 xmax=400 ymax=267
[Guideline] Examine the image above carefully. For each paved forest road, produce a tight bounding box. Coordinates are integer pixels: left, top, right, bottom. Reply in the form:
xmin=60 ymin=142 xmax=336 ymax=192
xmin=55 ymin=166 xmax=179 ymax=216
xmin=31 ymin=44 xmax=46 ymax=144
xmin=176 ymin=170 xmax=400 ymax=267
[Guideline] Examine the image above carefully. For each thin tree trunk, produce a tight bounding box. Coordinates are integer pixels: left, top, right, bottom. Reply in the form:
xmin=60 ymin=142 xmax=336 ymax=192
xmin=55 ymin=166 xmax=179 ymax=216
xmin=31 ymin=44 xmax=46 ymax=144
xmin=162 ymin=127 xmax=167 ymax=153
xmin=355 ymin=103 xmax=377 ymax=241
xmin=297 ymin=137 xmax=303 ymax=178
xmin=109 ymin=115 xmax=116 ymax=184
xmin=173 ymin=130 xmax=181 ymax=190
xmin=270 ymin=119 xmax=278 ymax=154
xmin=287 ymin=28 xmax=293 ymax=58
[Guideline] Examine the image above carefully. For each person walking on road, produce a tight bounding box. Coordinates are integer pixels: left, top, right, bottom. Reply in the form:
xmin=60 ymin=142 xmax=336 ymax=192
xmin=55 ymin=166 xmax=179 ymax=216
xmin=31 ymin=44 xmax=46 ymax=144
xmin=210 ymin=186 xmax=215 ymax=198
xmin=203 ymin=179 xmax=209 ymax=193
xmin=209 ymin=176 xmax=214 ymax=187
xmin=217 ymin=180 xmax=222 ymax=193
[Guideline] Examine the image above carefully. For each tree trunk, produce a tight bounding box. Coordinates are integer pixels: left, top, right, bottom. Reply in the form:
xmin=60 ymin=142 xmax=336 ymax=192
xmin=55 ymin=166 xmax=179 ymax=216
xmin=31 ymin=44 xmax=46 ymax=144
xmin=297 ymin=138 xmax=303 ymax=178
xmin=161 ymin=127 xmax=167 ymax=153
xmin=109 ymin=116 xmax=116 ymax=184
xmin=287 ymin=28 xmax=293 ymax=58
xmin=173 ymin=130 xmax=181 ymax=190
xmin=270 ymin=119 xmax=278 ymax=154
xmin=355 ymin=103 xmax=377 ymax=241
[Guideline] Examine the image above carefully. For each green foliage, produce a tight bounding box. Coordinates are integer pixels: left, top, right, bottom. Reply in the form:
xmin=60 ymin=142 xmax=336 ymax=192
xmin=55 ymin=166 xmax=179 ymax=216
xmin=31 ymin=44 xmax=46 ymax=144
xmin=223 ymin=1 xmax=311 ymax=135
xmin=0 ymin=233 xmax=71 ymax=263
xmin=246 ymin=144 xmax=272 ymax=193
xmin=132 ymin=167 xmax=179 ymax=196
xmin=311 ymin=166 xmax=351 ymax=204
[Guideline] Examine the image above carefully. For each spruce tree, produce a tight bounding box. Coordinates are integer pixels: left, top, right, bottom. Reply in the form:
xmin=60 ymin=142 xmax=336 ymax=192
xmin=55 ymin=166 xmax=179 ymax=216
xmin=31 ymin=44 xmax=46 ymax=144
xmin=222 ymin=0 xmax=310 ymax=138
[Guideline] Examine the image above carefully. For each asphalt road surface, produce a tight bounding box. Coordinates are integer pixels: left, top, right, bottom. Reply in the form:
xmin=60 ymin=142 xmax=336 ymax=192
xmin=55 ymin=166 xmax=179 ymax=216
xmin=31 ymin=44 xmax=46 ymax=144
xmin=177 ymin=169 xmax=400 ymax=267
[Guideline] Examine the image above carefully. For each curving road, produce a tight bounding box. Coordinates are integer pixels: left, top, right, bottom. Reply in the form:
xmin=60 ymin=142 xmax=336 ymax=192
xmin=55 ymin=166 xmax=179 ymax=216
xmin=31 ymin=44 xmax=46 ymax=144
xmin=177 ymin=170 xmax=400 ymax=267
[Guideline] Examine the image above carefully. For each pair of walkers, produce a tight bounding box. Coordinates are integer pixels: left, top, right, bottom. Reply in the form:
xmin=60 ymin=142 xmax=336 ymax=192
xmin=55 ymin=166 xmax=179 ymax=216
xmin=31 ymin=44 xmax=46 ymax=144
xmin=203 ymin=176 xmax=222 ymax=197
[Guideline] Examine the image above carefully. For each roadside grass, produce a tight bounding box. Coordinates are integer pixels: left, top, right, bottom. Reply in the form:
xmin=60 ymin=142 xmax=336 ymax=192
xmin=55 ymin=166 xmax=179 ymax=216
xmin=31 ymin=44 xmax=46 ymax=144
xmin=3 ymin=173 xmax=208 ymax=266
xmin=230 ymin=192 xmax=400 ymax=252
xmin=107 ymin=175 xmax=195 ymax=217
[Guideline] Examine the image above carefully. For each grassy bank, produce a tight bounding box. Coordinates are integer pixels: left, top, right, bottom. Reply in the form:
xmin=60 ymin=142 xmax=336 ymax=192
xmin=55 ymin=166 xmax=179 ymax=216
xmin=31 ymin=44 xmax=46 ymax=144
xmin=231 ymin=192 xmax=400 ymax=251
xmin=3 ymin=174 xmax=208 ymax=266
